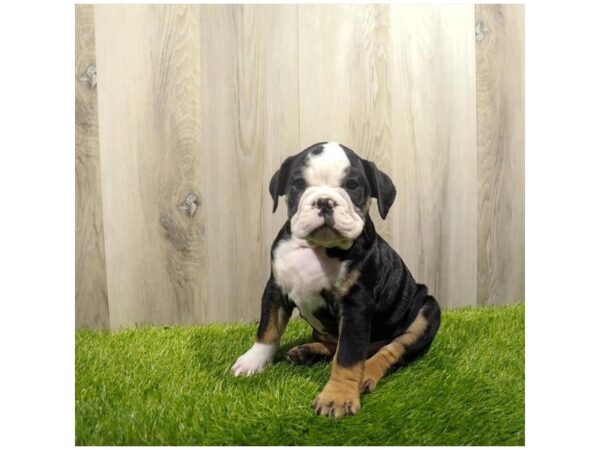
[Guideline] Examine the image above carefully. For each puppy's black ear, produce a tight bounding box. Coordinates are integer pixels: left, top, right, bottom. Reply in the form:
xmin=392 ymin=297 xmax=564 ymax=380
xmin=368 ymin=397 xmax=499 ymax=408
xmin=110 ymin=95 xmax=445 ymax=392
xmin=269 ymin=155 xmax=295 ymax=213
xmin=362 ymin=159 xmax=396 ymax=219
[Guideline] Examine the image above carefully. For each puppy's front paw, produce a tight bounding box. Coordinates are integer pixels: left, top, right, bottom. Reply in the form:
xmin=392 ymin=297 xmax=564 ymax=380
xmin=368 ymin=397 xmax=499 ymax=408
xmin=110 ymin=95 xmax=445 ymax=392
xmin=231 ymin=342 xmax=276 ymax=377
xmin=311 ymin=388 xmax=361 ymax=418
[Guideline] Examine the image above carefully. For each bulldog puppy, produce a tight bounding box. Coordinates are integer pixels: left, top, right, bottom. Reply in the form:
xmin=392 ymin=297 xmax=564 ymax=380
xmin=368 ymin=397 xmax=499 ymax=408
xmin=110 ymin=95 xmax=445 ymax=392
xmin=231 ymin=142 xmax=441 ymax=418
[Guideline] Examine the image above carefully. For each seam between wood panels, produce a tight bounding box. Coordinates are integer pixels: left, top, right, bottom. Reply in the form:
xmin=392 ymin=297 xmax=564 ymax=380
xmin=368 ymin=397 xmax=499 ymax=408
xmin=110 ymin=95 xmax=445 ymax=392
xmin=473 ymin=3 xmax=482 ymax=307
xmin=296 ymin=3 xmax=301 ymax=150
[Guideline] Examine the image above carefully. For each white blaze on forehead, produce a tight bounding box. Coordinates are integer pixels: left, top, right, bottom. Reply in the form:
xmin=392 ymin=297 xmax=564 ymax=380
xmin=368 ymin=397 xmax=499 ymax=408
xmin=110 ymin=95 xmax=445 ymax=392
xmin=303 ymin=142 xmax=350 ymax=187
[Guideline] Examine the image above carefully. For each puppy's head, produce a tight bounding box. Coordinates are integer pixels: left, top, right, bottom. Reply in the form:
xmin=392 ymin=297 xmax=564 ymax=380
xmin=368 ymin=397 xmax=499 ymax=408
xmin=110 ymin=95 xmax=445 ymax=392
xmin=269 ymin=142 xmax=396 ymax=248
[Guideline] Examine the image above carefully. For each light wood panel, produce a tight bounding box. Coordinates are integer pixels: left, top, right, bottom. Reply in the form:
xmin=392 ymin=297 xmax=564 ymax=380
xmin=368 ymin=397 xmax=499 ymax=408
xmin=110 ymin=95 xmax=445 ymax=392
xmin=476 ymin=5 xmax=525 ymax=305
xmin=93 ymin=5 xmax=298 ymax=327
xmin=298 ymin=4 xmax=395 ymax=242
xmin=390 ymin=5 xmax=478 ymax=308
xmin=75 ymin=5 xmax=109 ymax=328
xmin=198 ymin=5 xmax=299 ymax=322
xmin=95 ymin=5 xmax=205 ymax=328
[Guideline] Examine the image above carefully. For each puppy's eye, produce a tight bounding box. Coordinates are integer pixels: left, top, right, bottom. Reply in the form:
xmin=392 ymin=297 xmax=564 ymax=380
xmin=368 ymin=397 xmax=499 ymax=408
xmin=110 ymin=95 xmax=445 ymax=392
xmin=344 ymin=180 xmax=359 ymax=190
xmin=292 ymin=179 xmax=306 ymax=190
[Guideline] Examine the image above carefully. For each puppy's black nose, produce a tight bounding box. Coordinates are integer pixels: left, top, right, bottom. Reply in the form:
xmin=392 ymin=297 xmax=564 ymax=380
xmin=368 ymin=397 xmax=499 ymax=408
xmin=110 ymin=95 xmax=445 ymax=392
xmin=315 ymin=197 xmax=336 ymax=214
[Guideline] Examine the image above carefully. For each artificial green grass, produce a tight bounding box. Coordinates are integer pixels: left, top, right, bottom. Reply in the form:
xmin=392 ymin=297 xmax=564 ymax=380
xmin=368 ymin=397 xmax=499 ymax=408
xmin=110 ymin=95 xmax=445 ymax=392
xmin=76 ymin=304 xmax=524 ymax=446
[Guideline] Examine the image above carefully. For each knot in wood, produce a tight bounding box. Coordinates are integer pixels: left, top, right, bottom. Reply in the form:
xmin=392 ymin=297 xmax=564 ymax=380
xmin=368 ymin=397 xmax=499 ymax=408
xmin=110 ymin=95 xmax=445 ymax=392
xmin=179 ymin=193 xmax=200 ymax=217
xmin=79 ymin=64 xmax=97 ymax=89
xmin=475 ymin=21 xmax=490 ymax=42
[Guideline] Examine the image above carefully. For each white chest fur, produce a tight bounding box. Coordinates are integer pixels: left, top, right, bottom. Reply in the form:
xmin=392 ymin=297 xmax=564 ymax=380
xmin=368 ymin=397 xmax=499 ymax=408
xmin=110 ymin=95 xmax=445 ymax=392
xmin=272 ymin=237 xmax=346 ymax=333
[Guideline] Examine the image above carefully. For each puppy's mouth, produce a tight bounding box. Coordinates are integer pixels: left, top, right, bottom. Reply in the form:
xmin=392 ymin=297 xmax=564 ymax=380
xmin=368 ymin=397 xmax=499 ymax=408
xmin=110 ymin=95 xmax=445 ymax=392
xmin=305 ymin=224 xmax=352 ymax=249
xmin=310 ymin=223 xmax=339 ymax=239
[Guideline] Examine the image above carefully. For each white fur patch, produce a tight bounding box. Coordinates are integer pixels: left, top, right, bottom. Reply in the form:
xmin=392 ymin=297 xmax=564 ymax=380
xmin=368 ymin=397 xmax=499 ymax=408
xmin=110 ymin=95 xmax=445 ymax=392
xmin=231 ymin=342 xmax=277 ymax=376
xmin=273 ymin=236 xmax=348 ymax=334
xmin=303 ymin=142 xmax=350 ymax=187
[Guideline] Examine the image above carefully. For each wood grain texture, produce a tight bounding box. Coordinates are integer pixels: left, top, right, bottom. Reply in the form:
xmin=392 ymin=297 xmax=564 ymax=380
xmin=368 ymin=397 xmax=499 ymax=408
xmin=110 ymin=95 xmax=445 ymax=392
xmin=199 ymin=5 xmax=299 ymax=322
xmin=92 ymin=5 xmax=298 ymax=328
xmin=476 ymin=5 xmax=525 ymax=305
xmin=388 ymin=5 xmax=479 ymax=308
xmin=95 ymin=5 xmax=205 ymax=328
xmin=298 ymin=4 xmax=394 ymax=242
xmin=76 ymin=5 xmax=109 ymax=328
xmin=390 ymin=5 xmax=478 ymax=308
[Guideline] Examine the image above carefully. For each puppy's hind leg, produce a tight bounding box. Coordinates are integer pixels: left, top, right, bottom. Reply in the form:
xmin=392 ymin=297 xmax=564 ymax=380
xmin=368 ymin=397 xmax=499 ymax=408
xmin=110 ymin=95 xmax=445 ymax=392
xmin=287 ymin=341 xmax=337 ymax=365
xmin=361 ymin=295 xmax=441 ymax=393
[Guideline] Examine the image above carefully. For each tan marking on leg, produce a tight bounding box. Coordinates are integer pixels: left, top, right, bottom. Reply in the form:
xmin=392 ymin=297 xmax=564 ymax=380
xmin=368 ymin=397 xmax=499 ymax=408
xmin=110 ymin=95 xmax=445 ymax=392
xmin=259 ymin=306 xmax=290 ymax=345
xmin=334 ymin=269 xmax=360 ymax=298
xmin=312 ymin=356 xmax=364 ymax=418
xmin=361 ymin=312 xmax=429 ymax=393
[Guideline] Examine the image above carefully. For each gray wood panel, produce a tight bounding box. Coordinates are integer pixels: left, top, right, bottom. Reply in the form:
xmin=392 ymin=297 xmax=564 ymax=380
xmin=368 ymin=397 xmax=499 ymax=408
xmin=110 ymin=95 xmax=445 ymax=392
xmin=75 ymin=5 xmax=109 ymax=328
xmin=476 ymin=5 xmax=525 ymax=305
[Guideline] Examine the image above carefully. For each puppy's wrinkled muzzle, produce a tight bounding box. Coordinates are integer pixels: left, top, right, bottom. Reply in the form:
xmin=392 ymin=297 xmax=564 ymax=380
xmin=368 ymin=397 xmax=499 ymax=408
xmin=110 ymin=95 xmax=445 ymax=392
xmin=290 ymin=187 xmax=364 ymax=247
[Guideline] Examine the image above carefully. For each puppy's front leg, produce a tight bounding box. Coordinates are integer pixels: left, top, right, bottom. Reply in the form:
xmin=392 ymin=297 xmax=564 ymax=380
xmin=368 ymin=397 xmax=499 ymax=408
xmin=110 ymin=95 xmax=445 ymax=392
xmin=232 ymin=277 xmax=292 ymax=376
xmin=312 ymin=286 xmax=373 ymax=418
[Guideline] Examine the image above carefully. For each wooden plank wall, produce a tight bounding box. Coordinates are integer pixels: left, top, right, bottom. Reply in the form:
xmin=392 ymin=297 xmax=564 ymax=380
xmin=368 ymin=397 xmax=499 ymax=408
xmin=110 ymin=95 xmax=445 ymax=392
xmin=75 ymin=5 xmax=109 ymax=328
xmin=390 ymin=6 xmax=478 ymax=309
xmin=198 ymin=5 xmax=299 ymax=324
xmin=476 ymin=5 xmax=525 ymax=305
xmin=76 ymin=4 xmax=525 ymax=329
